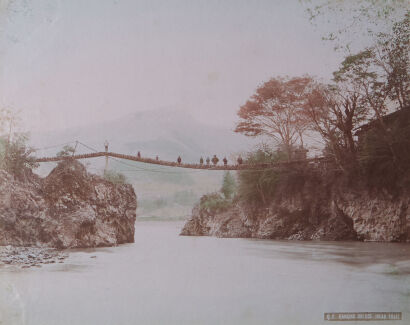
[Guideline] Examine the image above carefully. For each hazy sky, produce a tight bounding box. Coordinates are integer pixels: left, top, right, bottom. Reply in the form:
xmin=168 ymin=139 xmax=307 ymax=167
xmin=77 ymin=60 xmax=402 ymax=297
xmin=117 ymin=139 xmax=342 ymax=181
xmin=0 ymin=0 xmax=344 ymax=133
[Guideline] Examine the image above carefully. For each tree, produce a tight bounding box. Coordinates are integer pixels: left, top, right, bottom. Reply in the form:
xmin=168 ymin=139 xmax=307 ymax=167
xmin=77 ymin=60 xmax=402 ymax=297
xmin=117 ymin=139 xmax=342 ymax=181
xmin=0 ymin=108 xmax=36 ymax=176
xmin=0 ymin=108 xmax=21 ymax=166
xmin=331 ymin=39 xmax=408 ymax=165
xmin=303 ymin=2 xmax=409 ymax=169
xmin=303 ymin=1 xmax=409 ymax=112
xmin=333 ymin=49 xmax=389 ymax=119
xmin=57 ymin=145 xmax=76 ymax=157
xmin=332 ymin=15 xmax=409 ymax=116
xmin=0 ymin=133 xmax=38 ymax=178
xmin=359 ymin=109 xmax=410 ymax=190
xmin=303 ymin=0 xmax=408 ymax=52
xmin=304 ymin=79 xmax=369 ymax=171
xmin=237 ymin=147 xmax=284 ymax=205
xmin=235 ymin=76 xmax=314 ymax=160
xmin=221 ymin=171 xmax=236 ymax=200
xmin=372 ymin=12 xmax=409 ymax=110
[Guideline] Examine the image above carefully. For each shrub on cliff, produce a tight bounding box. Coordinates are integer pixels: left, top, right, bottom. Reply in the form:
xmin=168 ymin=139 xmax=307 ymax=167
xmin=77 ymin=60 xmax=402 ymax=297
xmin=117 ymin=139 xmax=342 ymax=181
xmin=199 ymin=193 xmax=232 ymax=213
xmin=0 ymin=109 xmax=38 ymax=179
xmin=236 ymin=147 xmax=329 ymax=206
xmin=359 ymin=109 xmax=410 ymax=191
xmin=0 ymin=134 xmax=38 ymax=179
xmin=103 ymin=169 xmax=128 ymax=184
xmin=56 ymin=145 xmax=76 ymax=157
xmin=237 ymin=148 xmax=286 ymax=205
xmin=221 ymin=171 xmax=237 ymax=199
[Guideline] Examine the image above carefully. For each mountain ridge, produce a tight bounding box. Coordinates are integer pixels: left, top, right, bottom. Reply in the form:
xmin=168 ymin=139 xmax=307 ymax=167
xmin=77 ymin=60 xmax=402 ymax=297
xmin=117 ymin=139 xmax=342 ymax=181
xmin=30 ymin=108 xmax=254 ymax=163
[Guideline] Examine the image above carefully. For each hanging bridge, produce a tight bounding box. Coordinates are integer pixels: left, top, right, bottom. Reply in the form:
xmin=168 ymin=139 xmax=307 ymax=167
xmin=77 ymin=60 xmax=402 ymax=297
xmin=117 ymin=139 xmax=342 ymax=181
xmin=33 ymin=141 xmax=333 ymax=171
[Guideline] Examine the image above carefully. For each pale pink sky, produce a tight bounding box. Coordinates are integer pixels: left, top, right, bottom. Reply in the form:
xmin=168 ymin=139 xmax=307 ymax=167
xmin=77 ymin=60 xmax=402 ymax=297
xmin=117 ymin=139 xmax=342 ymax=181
xmin=0 ymin=0 xmax=345 ymax=133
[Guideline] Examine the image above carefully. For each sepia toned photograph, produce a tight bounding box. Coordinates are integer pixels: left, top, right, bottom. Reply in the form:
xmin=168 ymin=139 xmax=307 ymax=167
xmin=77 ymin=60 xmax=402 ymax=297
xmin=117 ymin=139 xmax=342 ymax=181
xmin=0 ymin=1 xmax=409 ymax=324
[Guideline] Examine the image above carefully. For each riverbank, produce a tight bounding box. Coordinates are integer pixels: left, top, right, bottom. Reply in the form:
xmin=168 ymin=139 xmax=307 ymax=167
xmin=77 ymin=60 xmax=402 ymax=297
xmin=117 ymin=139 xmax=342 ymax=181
xmin=0 ymin=246 xmax=68 ymax=269
xmin=181 ymin=173 xmax=410 ymax=242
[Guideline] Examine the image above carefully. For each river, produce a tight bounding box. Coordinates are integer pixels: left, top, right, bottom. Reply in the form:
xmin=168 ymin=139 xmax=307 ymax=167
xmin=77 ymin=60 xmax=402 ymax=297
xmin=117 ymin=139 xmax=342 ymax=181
xmin=1 ymin=221 xmax=409 ymax=325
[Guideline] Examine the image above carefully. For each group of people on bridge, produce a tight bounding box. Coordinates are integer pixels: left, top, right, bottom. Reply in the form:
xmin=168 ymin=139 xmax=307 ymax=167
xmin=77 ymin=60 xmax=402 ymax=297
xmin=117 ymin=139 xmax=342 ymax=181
xmin=136 ymin=151 xmax=243 ymax=166
xmin=176 ymin=155 xmax=244 ymax=166
xmin=196 ymin=155 xmax=243 ymax=166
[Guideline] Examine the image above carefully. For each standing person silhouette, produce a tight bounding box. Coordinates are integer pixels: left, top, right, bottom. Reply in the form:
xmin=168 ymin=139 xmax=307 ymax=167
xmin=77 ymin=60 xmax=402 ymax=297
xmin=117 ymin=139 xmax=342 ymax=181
xmin=223 ymin=157 xmax=228 ymax=166
xmin=137 ymin=151 xmax=141 ymax=159
xmin=211 ymin=155 xmax=219 ymax=166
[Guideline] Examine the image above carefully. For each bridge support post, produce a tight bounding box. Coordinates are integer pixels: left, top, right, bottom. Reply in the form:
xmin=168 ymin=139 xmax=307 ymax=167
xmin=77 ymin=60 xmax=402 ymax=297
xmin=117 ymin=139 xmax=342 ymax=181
xmin=104 ymin=140 xmax=109 ymax=175
xmin=72 ymin=140 xmax=78 ymax=157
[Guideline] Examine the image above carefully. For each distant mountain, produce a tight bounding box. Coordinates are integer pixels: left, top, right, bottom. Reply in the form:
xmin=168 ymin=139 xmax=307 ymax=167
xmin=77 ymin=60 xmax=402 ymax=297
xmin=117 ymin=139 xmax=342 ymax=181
xmin=29 ymin=109 xmax=255 ymax=219
xmin=30 ymin=108 xmax=254 ymax=163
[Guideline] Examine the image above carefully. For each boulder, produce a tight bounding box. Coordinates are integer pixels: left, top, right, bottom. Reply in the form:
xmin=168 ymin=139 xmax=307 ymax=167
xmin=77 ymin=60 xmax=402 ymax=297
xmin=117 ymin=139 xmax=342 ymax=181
xmin=0 ymin=160 xmax=137 ymax=248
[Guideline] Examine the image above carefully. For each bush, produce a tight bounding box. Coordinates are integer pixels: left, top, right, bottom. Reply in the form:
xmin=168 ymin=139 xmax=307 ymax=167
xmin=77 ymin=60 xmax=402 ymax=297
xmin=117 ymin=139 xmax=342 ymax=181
xmin=57 ymin=145 xmax=75 ymax=157
xmin=237 ymin=148 xmax=286 ymax=204
xmin=0 ymin=134 xmax=38 ymax=178
xmin=221 ymin=171 xmax=237 ymax=199
xmin=103 ymin=169 xmax=127 ymax=184
xmin=359 ymin=109 xmax=410 ymax=191
xmin=199 ymin=192 xmax=232 ymax=213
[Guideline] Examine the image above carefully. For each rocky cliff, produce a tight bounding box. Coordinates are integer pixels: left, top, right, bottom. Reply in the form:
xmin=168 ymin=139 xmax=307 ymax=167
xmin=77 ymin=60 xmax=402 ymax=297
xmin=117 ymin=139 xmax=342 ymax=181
xmin=0 ymin=160 xmax=137 ymax=248
xmin=181 ymin=181 xmax=410 ymax=242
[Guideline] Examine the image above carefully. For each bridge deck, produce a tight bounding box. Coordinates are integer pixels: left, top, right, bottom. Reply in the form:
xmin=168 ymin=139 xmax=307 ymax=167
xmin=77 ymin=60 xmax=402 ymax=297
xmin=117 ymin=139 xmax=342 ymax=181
xmin=34 ymin=152 xmax=333 ymax=171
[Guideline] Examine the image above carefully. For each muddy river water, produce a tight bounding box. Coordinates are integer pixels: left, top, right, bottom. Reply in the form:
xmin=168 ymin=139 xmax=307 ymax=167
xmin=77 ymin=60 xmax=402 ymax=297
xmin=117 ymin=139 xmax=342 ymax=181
xmin=1 ymin=221 xmax=409 ymax=325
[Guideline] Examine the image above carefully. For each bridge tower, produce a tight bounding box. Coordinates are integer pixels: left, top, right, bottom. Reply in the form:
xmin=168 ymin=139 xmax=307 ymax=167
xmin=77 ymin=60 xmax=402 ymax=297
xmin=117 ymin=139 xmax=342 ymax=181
xmin=104 ymin=140 xmax=109 ymax=174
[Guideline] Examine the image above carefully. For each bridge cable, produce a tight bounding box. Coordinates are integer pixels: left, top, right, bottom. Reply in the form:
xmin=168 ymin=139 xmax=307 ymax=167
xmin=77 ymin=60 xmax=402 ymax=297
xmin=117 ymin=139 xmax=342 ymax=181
xmin=33 ymin=141 xmax=77 ymax=152
xmin=75 ymin=141 xmax=227 ymax=174
xmin=41 ymin=140 xmax=331 ymax=174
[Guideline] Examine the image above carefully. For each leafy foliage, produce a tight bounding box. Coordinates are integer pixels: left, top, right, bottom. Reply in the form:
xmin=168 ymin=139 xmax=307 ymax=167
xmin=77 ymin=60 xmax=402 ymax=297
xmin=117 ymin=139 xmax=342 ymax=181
xmin=359 ymin=110 xmax=410 ymax=190
xmin=199 ymin=192 xmax=232 ymax=213
xmin=221 ymin=171 xmax=237 ymax=200
xmin=304 ymin=81 xmax=369 ymax=172
xmin=103 ymin=169 xmax=127 ymax=184
xmin=0 ymin=134 xmax=38 ymax=178
xmin=237 ymin=148 xmax=286 ymax=204
xmin=303 ymin=0 xmax=408 ymax=52
xmin=0 ymin=108 xmax=20 ymax=135
xmin=235 ymin=76 xmax=314 ymax=159
xmin=57 ymin=145 xmax=76 ymax=157
xmin=227 ymin=1 xmax=409 ymax=205
xmin=197 ymin=173 xmax=237 ymax=214
xmin=375 ymin=12 xmax=409 ymax=110
xmin=0 ymin=108 xmax=38 ymax=178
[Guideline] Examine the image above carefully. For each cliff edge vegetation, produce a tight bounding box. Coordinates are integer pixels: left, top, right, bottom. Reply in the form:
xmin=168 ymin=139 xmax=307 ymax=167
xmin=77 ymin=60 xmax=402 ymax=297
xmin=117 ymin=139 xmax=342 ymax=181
xmin=0 ymin=119 xmax=137 ymax=249
xmin=182 ymin=12 xmax=410 ymax=241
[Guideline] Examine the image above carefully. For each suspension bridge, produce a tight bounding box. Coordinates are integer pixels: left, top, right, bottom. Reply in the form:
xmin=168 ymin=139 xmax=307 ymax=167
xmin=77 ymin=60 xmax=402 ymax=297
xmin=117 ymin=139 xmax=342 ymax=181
xmin=33 ymin=140 xmax=334 ymax=172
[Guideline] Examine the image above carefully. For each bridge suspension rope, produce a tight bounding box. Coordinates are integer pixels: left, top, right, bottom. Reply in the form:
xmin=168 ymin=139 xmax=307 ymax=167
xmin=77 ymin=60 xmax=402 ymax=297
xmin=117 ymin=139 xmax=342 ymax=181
xmin=33 ymin=141 xmax=78 ymax=152
xmin=75 ymin=142 xmax=195 ymax=174
xmin=34 ymin=140 xmax=335 ymax=172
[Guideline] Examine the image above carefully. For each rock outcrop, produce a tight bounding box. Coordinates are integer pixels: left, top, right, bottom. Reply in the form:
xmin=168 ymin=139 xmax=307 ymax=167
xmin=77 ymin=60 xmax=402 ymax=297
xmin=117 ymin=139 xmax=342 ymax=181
xmin=0 ymin=160 xmax=137 ymax=248
xmin=181 ymin=183 xmax=410 ymax=242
